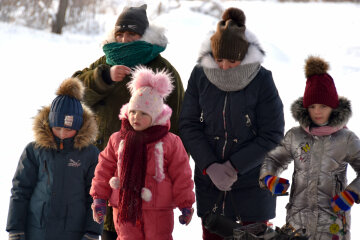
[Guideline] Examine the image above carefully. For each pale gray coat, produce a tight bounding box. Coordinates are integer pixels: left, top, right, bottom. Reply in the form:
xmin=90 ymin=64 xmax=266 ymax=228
xmin=260 ymin=97 xmax=360 ymax=240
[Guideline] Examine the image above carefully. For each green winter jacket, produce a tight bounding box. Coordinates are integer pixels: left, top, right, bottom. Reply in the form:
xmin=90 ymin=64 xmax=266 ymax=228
xmin=71 ymin=25 xmax=184 ymax=232
xmin=72 ymin=54 xmax=183 ymax=151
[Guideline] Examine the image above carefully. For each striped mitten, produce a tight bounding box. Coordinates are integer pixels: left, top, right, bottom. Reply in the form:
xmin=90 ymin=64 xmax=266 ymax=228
xmin=264 ymin=175 xmax=290 ymax=195
xmin=331 ymin=190 xmax=359 ymax=212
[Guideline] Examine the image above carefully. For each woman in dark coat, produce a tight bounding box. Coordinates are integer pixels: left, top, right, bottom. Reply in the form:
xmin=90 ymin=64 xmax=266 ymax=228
xmin=179 ymin=7 xmax=284 ymax=240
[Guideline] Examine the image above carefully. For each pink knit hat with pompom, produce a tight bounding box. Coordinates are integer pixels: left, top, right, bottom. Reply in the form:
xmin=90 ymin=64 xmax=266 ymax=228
xmin=119 ymin=66 xmax=174 ymax=126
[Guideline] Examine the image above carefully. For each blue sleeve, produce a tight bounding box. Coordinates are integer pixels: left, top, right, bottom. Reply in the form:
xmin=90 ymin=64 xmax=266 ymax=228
xmin=6 ymin=143 xmax=38 ymax=232
xmin=179 ymin=66 xmax=219 ymax=171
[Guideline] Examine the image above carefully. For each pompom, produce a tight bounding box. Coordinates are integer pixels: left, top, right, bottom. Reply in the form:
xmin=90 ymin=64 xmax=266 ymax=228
xmin=222 ymin=7 xmax=246 ymax=26
xmin=127 ymin=66 xmax=174 ymax=99
xmin=305 ymin=56 xmax=329 ymax=78
xmin=109 ymin=177 xmax=120 ymax=189
xmin=141 ymin=187 xmax=152 ymax=202
xmin=55 ymin=77 xmax=84 ymax=100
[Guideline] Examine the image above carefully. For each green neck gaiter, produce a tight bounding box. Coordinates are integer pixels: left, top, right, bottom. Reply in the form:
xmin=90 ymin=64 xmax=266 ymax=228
xmin=103 ymin=41 xmax=165 ymax=67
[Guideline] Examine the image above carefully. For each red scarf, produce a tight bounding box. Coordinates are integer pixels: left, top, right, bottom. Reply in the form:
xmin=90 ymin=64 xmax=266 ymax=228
xmin=118 ymin=119 xmax=168 ymax=225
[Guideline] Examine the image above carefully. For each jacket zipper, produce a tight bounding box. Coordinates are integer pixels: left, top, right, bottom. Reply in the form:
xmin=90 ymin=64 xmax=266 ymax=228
xmin=221 ymin=94 xmax=228 ymax=159
xmin=43 ymin=160 xmax=50 ymax=185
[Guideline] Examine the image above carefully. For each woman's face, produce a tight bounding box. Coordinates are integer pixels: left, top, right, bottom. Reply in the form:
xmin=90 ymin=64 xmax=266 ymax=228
xmin=115 ymin=31 xmax=142 ymax=43
xmin=215 ymin=58 xmax=241 ymax=70
xmin=308 ymin=104 xmax=333 ymax=125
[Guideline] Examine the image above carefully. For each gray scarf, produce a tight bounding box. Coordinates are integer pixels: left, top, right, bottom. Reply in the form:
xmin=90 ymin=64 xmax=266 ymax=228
xmin=204 ymin=63 xmax=261 ymax=92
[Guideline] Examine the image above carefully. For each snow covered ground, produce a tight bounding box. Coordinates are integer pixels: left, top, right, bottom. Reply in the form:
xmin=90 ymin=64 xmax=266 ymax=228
xmin=1 ymin=1 xmax=360 ymax=239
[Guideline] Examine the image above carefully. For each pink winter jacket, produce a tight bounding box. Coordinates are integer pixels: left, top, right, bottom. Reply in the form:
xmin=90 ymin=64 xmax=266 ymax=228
xmin=90 ymin=130 xmax=195 ymax=211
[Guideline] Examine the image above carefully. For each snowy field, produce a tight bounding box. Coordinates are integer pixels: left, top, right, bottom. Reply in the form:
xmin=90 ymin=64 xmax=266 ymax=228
xmin=1 ymin=1 xmax=360 ymax=239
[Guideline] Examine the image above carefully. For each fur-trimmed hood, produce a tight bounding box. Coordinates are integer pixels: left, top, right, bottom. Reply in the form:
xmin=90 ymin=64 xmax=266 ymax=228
xmin=33 ymin=104 xmax=98 ymax=150
xmin=101 ymin=24 xmax=168 ymax=48
xmin=198 ymin=29 xmax=265 ymax=69
xmin=291 ymin=96 xmax=352 ymax=128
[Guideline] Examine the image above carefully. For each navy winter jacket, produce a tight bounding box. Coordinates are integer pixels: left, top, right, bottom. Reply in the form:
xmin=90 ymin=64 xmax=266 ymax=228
xmin=6 ymin=105 xmax=102 ymax=240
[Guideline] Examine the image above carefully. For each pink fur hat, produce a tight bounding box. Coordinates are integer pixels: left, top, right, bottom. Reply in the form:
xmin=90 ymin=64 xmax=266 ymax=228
xmin=119 ymin=66 xmax=174 ymax=126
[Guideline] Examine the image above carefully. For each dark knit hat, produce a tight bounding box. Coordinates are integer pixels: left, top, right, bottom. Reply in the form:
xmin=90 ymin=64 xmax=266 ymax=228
xmin=210 ymin=7 xmax=249 ymax=61
xmin=303 ymin=56 xmax=339 ymax=109
xmin=115 ymin=4 xmax=149 ymax=36
xmin=49 ymin=78 xmax=84 ymax=130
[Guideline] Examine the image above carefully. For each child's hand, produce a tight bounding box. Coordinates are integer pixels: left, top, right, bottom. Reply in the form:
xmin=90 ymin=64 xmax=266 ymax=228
xmin=179 ymin=207 xmax=194 ymax=225
xmin=331 ymin=190 xmax=359 ymax=212
xmin=264 ymin=175 xmax=290 ymax=195
xmin=92 ymin=199 xmax=107 ymax=224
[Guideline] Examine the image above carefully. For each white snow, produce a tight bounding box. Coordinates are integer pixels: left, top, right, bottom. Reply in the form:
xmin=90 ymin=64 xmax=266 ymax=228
xmin=1 ymin=1 xmax=360 ymax=239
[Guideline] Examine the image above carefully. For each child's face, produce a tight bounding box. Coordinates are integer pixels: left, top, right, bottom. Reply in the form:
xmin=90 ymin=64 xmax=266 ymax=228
xmin=52 ymin=127 xmax=77 ymax=139
xmin=308 ymin=104 xmax=333 ymax=125
xmin=129 ymin=110 xmax=152 ymax=131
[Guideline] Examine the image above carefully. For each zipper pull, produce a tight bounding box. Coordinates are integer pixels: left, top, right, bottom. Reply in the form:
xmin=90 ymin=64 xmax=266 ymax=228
xmin=60 ymin=139 xmax=64 ymax=150
xmin=200 ymin=111 xmax=204 ymax=122
xmin=245 ymin=114 xmax=251 ymax=127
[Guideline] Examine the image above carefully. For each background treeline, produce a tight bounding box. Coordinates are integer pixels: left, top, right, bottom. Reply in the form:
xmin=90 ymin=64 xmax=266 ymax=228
xmin=0 ymin=0 xmax=358 ymax=35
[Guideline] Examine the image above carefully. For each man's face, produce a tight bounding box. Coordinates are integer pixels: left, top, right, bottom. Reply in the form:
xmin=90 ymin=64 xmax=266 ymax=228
xmin=115 ymin=31 xmax=142 ymax=43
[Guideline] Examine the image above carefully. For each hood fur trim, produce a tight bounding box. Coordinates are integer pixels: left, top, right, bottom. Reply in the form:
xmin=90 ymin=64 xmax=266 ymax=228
xmin=291 ymin=96 xmax=352 ymax=128
xmin=198 ymin=29 xmax=265 ymax=68
xmin=33 ymin=104 xmax=98 ymax=150
xmin=101 ymin=24 xmax=168 ymax=48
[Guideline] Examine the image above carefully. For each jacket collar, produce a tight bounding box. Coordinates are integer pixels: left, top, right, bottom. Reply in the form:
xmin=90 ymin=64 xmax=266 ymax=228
xmin=291 ymin=96 xmax=352 ymax=128
xmin=33 ymin=104 xmax=98 ymax=150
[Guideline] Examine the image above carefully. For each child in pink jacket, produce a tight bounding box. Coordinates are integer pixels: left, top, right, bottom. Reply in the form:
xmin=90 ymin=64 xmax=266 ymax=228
xmin=90 ymin=66 xmax=195 ymax=240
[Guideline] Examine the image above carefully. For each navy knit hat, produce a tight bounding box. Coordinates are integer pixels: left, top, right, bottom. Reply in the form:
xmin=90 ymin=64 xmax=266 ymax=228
xmin=49 ymin=78 xmax=84 ymax=130
xmin=115 ymin=4 xmax=149 ymax=36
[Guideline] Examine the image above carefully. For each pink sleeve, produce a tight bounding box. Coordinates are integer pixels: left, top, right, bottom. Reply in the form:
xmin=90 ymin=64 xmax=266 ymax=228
xmin=166 ymin=134 xmax=195 ymax=209
xmin=90 ymin=133 xmax=118 ymax=200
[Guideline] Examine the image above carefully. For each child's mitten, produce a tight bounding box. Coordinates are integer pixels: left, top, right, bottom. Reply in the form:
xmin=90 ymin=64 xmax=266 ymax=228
xmin=9 ymin=231 xmax=25 ymax=240
xmin=179 ymin=207 xmax=194 ymax=225
xmin=331 ymin=190 xmax=359 ymax=212
xmin=92 ymin=199 xmax=107 ymax=224
xmin=264 ymin=175 xmax=290 ymax=195
xmin=81 ymin=232 xmax=99 ymax=240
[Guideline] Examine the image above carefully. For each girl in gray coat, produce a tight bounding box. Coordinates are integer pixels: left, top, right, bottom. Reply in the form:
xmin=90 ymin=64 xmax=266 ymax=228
xmin=260 ymin=56 xmax=360 ymax=240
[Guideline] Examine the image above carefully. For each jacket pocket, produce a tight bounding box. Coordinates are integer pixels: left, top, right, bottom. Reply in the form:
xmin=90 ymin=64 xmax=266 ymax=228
xmin=28 ymin=200 xmax=46 ymax=228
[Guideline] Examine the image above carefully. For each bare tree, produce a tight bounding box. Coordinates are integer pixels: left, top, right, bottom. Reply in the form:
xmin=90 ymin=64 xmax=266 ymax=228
xmin=52 ymin=0 xmax=69 ymax=34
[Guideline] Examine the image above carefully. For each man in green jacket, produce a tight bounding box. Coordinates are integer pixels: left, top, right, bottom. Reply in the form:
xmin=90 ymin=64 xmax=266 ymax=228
xmin=72 ymin=4 xmax=184 ymax=240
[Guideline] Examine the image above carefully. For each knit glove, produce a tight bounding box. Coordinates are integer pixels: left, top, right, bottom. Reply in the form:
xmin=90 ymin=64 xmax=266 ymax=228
xmin=92 ymin=199 xmax=107 ymax=224
xmin=179 ymin=207 xmax=194 ymax=225
xmin=206 ymin=160 xmax=238 ymax=191
xmin=264 ymin=175 xmax=290 ymax=195
xmin=331 ymin=190 xmax=359 ymax=212
xmin=9 ymin=231 xmax=25 ymax=240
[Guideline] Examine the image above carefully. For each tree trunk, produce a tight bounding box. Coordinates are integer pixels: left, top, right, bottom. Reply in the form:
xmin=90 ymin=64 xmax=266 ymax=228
xmin=51 ymin=0 xmax=69 ymax=34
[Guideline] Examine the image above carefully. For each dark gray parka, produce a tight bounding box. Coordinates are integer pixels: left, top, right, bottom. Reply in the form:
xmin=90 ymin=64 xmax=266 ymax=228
xmin=260 ymin=97 xmax=360 ymax=240
xmin=6 ymin=104 xmax=103 ymax=240
xmin=179 ymin=30 xmax=284 ymax=222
